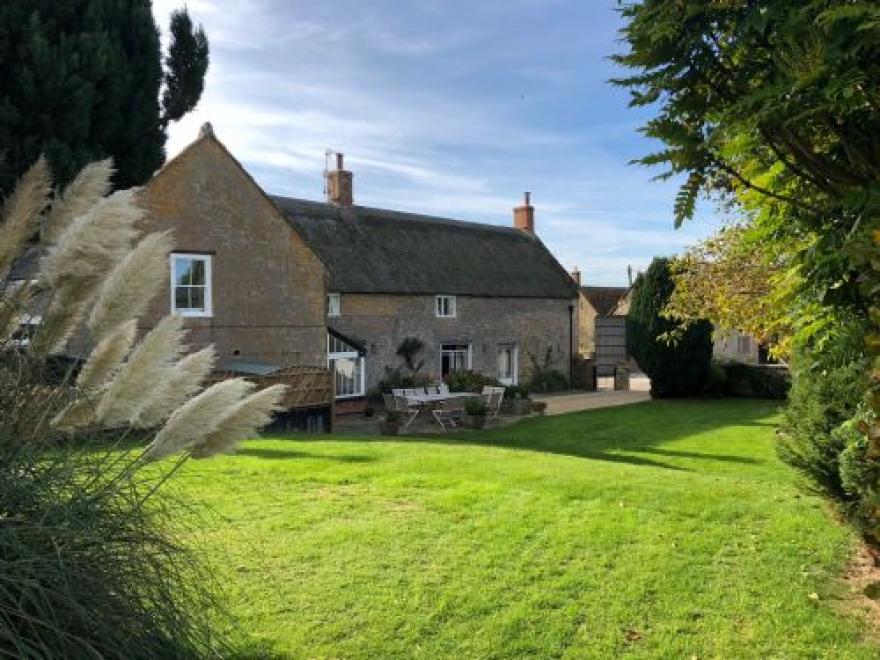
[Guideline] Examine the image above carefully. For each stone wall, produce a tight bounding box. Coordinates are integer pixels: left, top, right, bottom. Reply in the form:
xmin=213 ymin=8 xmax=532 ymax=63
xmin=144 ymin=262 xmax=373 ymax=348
xmin=330 ymin=293 xmax=576 ymax=391
xmin=140 ymin=134 xmax=328 ymax=368
xmin=576 ymin=292 xmax=598 ymax=357
xmin=713 ymin=328 xmax=761 ymax=364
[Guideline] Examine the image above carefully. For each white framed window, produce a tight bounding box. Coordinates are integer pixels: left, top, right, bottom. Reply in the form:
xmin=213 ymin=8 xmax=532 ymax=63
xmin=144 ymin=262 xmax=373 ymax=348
xmin=736 ymin=334 xmax=751 ymax=354
xmin=327 ymin=293 xmax=341 ymax=317
xmin=435 ymin=294 xmax=456 ymax=318
xmin=170 ymin=253 xmax=212 ymax=317
xmin=9 ymin=314 xmax=42 ymax=347
xmin=497 ymin=344 xmax=518 ymax=385
xmin=328 ymin=333 xmax=365 ymax=398
xmin=441 ymin=343 xmax=470 ymax=376
xmin=3 ymin=279 xmax=41 ymax=346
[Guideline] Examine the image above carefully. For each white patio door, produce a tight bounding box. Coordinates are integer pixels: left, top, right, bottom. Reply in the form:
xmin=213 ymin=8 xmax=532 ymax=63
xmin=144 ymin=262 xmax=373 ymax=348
xmin=497 ymin=344 xmax=517 ymax=385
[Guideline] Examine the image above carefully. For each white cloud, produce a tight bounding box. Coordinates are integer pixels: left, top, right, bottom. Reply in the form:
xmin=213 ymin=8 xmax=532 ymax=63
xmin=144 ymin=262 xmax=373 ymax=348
xmin=152 ymin=1 xmax=720 ymax=285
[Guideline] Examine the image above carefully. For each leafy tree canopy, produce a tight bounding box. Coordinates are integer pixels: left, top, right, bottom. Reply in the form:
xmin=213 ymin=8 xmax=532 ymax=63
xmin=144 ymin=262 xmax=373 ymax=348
xmin=614 ymin=0 xmax=880 ymax=543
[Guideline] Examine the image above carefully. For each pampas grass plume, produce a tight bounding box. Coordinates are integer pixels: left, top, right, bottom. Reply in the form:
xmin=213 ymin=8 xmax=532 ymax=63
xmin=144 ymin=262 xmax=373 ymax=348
xmin=88 ymin=231 xmax=172 ymax=342
xmin=0 ymin=157 xmax=51 ymax=281
xmin=76 ymin=320 xmax=138 ymax=393
xmin=191 ymin=384 xmax=287 ymax=458
xmin=133 ymin=346 xmax=215 ymax=429
xmin=96 ymin=315 xmax=186 ymax=427
xmin=42 ymin=158 xmax=114 ymax=243
xmin=39 ymin=188 xmax=144 ymax=291
xmin=146 ymin=378 xmax=255 ymax=460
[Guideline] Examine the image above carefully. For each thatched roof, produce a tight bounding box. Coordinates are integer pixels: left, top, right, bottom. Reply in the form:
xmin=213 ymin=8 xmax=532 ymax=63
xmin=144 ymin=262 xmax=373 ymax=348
xmin=271 ymin=197 xmax=577 ymax=299
xmin=581 ymin=286 xmax=629 ymax=316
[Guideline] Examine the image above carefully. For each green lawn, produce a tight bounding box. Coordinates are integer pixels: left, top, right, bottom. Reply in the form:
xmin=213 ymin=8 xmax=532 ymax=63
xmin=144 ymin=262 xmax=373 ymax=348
xmin=169 ymin=399 xmax=874 ymax=658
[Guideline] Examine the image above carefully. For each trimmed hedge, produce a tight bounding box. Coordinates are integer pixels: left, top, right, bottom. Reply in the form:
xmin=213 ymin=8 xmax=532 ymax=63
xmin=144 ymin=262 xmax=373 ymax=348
xmin=718 ymin=362 xmax=790 ymax=400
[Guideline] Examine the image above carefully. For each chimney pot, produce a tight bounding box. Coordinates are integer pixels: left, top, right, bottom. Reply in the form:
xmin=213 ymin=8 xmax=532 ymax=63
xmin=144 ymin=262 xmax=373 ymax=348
xmin=570 ymin=267 xmax=581 ymax=285
xmin=326 ymin=151 xmax=353 ymax=207
xmin=513 ymin=192 xmax=535 ymax=233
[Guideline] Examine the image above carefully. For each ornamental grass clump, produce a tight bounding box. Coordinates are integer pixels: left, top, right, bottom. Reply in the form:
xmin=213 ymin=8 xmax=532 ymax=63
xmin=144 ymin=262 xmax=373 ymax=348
xmin=0 ymin=159 xmax=286 ymax=658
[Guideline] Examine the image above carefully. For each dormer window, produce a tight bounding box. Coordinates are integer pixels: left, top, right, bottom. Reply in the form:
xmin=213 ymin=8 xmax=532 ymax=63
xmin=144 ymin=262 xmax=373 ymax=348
xmin=171 ymin=253 xmax=212 ymax=317
xmin=327 ymin=293 xmax=341 ymax=317
xmin=435 ymin=294 xmax=456 ymax=318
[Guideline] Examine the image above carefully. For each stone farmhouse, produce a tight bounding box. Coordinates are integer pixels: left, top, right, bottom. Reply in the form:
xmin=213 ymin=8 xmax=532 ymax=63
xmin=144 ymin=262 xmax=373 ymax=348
xmin=138 ymin=125 xmax=578 ymax=411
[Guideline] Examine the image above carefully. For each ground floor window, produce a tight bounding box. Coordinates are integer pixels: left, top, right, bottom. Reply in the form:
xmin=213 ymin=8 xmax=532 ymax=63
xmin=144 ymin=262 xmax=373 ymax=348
xmin=441 ymin=343 xmax=470 ymax=376
xmin=497 ymin=344 xmax=518 ymax=385
xmin=328 ymin=332 xmax=365 ymax=398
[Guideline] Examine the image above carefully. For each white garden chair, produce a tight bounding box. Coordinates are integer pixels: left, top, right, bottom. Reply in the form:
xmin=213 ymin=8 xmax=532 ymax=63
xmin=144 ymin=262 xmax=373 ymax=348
xmin=432 ymin=398 xmax=466 ymax=431
xmin=482 ymin=386 xmax=505 ymax=423
xmin=394 ymin=394 xmax=421 ymax=430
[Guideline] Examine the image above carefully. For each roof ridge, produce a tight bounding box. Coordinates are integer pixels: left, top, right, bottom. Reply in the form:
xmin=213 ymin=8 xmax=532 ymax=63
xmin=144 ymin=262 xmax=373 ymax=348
xmin=269 ymin=194 xmax=524 ymax=236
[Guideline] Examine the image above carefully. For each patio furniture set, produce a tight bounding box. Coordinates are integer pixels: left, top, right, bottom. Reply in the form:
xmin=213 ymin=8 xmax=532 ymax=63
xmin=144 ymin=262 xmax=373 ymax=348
xmin=382 ymin=385 xmax=505 ymax=431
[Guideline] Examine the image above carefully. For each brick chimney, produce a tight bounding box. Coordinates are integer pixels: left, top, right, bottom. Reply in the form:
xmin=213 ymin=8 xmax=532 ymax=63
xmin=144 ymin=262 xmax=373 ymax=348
xmin=570 ymin=267 xmax=581 ymax=285
xmin=513 ymin=191 xmax=534 ymax=233
xmin=326 ymin=152 xmax=353 ymax=206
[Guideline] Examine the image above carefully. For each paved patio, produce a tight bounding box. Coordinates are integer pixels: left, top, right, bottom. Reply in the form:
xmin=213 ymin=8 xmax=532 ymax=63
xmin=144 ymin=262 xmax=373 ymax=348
xmin=531 ymin=388 xmax=651 ymax=416
xmin=334 ymin=375 xmax=652 ymax=435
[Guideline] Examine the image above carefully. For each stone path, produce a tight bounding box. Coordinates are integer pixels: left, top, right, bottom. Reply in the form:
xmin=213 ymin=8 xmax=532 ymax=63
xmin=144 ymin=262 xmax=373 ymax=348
xmin=531 ymin=389 xmax=651 ymax=416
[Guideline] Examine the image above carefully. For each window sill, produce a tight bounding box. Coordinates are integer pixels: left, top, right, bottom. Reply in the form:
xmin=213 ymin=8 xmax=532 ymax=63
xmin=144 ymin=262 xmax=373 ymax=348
xmin=174 ymin=310 xmax=213 ymax=318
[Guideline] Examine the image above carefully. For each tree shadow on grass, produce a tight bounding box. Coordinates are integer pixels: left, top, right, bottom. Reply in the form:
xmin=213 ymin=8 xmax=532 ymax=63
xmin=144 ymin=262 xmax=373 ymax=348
xmin=236 ymin=446 xmax=375 ymax=463
xmin=295 ymin=399 xmax=781 ymax=473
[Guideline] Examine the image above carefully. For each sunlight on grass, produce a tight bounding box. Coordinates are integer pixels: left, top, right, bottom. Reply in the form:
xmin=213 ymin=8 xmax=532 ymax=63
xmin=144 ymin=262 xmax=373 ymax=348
xmin=169 ymin=399 xmax=874 ymax=657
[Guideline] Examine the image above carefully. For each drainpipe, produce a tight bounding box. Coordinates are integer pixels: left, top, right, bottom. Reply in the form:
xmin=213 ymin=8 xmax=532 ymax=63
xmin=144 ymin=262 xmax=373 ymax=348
xmin=568 ymin=303 xmax=575 ymax=390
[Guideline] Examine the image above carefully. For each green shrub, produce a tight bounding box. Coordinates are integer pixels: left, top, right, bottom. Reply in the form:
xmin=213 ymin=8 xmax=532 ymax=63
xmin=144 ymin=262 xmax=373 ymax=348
xmin=445 ymin=370 xmax=501 ymax=393
xmin=627 ymin=257 xmax=713 ymax=397
xmin=719 ymin=362 xmax=790 ymax=400
xmin=395 ymin=337 xmax=426 ymax=373
xmin=702 ymin=362 xmax=728 ymax=398
xmin=0 ymin=357 xmax=228 ymax=659
xmin=370 ymin=339 xmax=433 ymax=401
xmin=503 ymin=384 xmax=530 ymax=400
xmin=465 ymin=397 xmax=488 ymax=416
xmin=374 ymin=366 xmax=432 ymax=395
xmin=526 ymin=348 xmax=568 ymax=393
xmin=777 ymin=315 xmax=880 ymax=546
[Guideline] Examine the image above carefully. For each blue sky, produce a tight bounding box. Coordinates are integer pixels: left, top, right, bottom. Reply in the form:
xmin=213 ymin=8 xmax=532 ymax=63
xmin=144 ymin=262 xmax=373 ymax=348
xmin=152 ymin=0 xmax=719 ymax=286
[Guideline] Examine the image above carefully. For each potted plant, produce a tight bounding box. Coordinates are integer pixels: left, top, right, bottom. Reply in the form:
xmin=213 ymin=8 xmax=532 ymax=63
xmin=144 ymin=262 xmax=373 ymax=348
xmin=380 ymin=411 xmax=402 ymax=436
xmin=502 ymin=385 xmax=532 ymax=415
xmin=464 ymin=397 xmax=489 ymax=429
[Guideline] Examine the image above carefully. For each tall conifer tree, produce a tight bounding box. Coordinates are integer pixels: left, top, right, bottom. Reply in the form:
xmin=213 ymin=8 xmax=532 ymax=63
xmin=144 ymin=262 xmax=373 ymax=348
xmin=0 ymin=1 xmax=209 ymax=194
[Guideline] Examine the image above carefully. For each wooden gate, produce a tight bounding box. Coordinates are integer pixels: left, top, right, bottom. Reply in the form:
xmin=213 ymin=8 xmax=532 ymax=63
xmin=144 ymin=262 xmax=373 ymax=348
xmin=595 ymin=317 xmax=627 ymax=376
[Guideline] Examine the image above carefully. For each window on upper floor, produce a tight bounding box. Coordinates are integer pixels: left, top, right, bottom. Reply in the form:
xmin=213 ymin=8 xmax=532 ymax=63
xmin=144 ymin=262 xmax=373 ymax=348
xmin=435 ymin=294 xmax=456 ymax=318
xmin=327 ymin=293 xmax=341 ymax=317
xmin=171 ymin=253 xmax=212 ymax=317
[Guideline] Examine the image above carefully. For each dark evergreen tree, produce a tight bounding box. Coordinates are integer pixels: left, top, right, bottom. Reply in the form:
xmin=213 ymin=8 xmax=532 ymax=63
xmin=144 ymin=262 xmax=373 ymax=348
xmin=627 ymin=257 xmax=713 ymax=398
xmin=0 ymin=1 xmax=209 ymax=194
xmin=161 ymin=9 xmax=209 ymax=126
